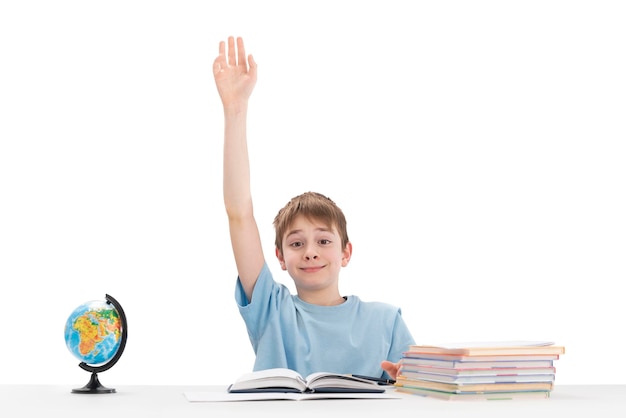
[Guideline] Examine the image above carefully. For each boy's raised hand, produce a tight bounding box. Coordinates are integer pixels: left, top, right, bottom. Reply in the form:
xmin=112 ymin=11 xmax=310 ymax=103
xmin=213 ymin=36 xmax=257 ymax=108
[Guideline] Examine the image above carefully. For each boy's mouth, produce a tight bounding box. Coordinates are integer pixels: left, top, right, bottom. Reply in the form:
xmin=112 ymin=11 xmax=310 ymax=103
xmin=300 ymin=265 xmax=325 ymax=273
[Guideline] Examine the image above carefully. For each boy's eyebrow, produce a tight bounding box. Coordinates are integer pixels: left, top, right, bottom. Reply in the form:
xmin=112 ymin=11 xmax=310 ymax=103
xmin=285 ymin=229 xmax=302 ymax=239
xmin=285 ymin=227 xmax=333 ymax=238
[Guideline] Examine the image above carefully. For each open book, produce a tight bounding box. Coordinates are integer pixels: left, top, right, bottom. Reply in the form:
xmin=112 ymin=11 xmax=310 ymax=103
xmin=227 ymin=368 xmax=385 ymax=393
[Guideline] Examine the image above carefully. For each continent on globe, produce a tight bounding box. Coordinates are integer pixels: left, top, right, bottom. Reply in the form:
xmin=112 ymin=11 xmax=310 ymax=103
xmin=65 ymin=300 xmax=123 ymax=366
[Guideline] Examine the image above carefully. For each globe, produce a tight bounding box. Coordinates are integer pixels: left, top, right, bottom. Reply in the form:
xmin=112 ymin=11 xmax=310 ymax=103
xmin=65 ymin=299 xmax=122 ymax=365
xmin=64 ymin=294 xmax=128 ymax=394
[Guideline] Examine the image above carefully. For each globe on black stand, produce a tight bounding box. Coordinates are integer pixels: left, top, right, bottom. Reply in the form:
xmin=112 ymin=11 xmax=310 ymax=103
xmin=66 ymin=294 xmax=128 ymax=394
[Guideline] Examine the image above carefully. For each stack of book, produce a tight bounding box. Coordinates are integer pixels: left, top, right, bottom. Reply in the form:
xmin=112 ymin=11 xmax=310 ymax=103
xmin=394 ymin=341 xmax=565 ymax=401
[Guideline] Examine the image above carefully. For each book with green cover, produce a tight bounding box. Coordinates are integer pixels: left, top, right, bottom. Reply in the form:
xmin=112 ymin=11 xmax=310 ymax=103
xmin=396 ymin=386 xmax=551 ymax=401
xmin=395 ymin=376 xmax=554 ymax=393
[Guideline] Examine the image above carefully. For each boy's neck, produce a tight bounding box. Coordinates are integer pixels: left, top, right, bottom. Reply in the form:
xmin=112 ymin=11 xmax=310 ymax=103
xmin=297 ymin=291 xmax=346 ymax=306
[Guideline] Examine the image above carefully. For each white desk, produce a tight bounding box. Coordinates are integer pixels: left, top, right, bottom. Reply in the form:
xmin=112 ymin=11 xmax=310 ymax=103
xmin=1 ymin=385 xmax=625 ymax=418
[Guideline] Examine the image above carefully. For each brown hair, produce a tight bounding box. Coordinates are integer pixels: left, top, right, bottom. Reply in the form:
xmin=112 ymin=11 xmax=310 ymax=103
xmin=273 ymin=192 xmax=349 ymax=254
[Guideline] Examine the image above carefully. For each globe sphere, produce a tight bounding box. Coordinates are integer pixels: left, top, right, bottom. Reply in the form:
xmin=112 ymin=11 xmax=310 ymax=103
xmin=64 ymin=300 xmax=123 ymax=365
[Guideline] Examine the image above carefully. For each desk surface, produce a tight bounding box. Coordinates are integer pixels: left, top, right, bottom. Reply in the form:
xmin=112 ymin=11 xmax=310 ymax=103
xmin=2 ymin=384 xmax=625 ymax=418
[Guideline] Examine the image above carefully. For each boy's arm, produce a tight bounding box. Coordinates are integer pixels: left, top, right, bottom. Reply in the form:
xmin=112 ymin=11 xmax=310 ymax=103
xmin=214 ymin=37 xmax=264 ymax=301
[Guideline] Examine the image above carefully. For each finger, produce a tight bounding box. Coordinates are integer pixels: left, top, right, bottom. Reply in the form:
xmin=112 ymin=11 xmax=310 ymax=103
xmin=237 ymin=37 xmax=247 ymax=69
xmin=212 ymin=57 xmax=222 ymax=76
xmin=213 ymin=41 xmax=226 ymax=75
xmin=248 ymin=54 xmax=257 ymax=80
xmin=227 ymin=36 xmax=236 ymax=66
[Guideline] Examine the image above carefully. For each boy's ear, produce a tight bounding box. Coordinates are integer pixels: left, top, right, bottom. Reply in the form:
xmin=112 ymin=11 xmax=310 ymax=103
xmin=341 ymin=242 xmax=353 ymax=267
xmin=275 ymin=247 xmax=287 ymax=271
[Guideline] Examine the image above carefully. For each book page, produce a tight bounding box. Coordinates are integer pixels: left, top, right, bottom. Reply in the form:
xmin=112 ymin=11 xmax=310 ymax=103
xmin=229 ymin=368 xmax=307 ymax=392
xmin=234 ymin=367 xmax=304 ymax=383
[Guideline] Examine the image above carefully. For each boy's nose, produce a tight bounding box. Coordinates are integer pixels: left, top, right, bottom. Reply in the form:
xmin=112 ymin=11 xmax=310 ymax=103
xmin=304 ymin=250 xmax=319 ymax=260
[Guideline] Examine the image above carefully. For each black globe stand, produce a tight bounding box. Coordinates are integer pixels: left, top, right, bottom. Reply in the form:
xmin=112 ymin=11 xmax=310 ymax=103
xmin=72 ymin=294 xmax=128 ymax=394
xmin=72 ymin=372 xmax=115 ymax=394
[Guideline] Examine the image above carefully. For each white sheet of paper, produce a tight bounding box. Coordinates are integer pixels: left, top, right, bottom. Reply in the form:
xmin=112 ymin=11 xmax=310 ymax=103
xmin=184 ymin=391 xmax=401 ymax=402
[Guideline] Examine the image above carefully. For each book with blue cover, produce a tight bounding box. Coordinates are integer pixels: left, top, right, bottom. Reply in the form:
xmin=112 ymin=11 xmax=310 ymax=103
xmin=398 ymin=370 xmax=555 ymax=384
xmin=399 ymin=364 xmax=556 ymax=376
xmin=401 ymin=357 xmax=556 ymax=369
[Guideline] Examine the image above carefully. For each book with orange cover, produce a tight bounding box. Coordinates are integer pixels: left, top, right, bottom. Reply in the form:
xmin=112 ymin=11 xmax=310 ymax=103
xmin=402 ymin=352 xmax=560 ymax=362
xmin=408 ymin=341 xmax=565 ymax=357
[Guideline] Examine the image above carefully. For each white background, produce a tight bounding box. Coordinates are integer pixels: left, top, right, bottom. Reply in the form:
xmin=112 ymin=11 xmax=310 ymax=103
xmin=1 ymin=1 xmax=624 ymax=386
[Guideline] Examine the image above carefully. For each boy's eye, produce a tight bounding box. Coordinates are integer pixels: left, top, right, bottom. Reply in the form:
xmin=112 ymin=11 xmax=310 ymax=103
xmin=290 ymin=241 xmax=303 ymax=248
xmin=319 ymin=239 xmax=331 ymax=245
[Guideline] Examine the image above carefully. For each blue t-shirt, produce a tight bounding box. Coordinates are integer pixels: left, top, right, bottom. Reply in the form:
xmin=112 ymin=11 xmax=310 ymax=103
xmin=235 ymin=263 xmax=415 ymax=378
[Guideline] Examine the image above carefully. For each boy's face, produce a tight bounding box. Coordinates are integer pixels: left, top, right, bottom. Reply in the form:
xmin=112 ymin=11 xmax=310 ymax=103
xmin=276 ymin=214 xmax=351 ymax=295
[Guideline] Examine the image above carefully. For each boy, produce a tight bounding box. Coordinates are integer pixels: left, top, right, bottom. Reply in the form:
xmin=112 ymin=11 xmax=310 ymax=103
xmin=213 ymin=36 xmax=414 ymax=379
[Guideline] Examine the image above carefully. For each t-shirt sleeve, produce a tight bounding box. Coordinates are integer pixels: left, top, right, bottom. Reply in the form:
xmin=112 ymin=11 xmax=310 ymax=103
xmin=235 ymin=262 xmax=289 ymax=344
xmin=388 ymin=309 xmax=415 ymax=363
xmin=235 ymin=262 xmax=272 ymax=308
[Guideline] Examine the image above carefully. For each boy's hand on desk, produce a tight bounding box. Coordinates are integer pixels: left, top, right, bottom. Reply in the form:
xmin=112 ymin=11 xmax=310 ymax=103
xmin=381 ymin=360 xmax=400 ymax=380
